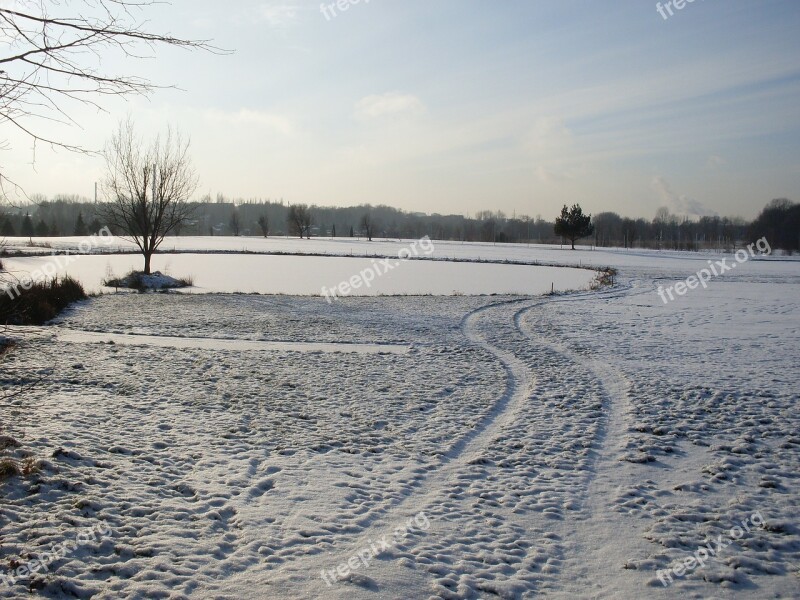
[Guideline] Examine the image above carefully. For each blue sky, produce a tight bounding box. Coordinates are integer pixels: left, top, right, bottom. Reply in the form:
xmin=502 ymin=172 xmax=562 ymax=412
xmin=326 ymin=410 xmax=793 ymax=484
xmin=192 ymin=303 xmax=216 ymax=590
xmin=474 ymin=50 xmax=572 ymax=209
xmin=8 ymin=0 xmax=800 ymax=219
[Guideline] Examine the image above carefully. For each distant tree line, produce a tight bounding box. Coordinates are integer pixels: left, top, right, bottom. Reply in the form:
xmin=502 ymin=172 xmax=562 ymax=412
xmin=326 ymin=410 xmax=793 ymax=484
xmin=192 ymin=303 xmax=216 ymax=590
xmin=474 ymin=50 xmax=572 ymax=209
xmin=591 ymin=200 xmax=799 ymax=253
xmin=747 ymin=199 xmax=800 ymax=253
xmin=0 ymin=195 xmax=103 ymax=237
xmin=1 ymin=195 xmax=797 ymax=253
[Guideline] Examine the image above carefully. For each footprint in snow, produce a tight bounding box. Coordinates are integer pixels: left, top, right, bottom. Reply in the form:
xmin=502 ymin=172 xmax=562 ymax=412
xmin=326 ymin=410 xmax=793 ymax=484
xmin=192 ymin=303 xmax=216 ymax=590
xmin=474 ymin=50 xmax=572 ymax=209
xmin=248 ymin=478 xmax=276 ymax=500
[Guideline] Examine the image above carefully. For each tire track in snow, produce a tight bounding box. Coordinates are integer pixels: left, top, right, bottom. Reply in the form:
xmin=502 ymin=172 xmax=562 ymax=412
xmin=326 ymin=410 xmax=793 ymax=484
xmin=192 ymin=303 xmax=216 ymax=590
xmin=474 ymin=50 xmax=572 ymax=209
xmin=230 ymin=284 xmax=643 ymax=595
xmin=292 ymin=286 xmax=644 ymax=591
xmin=247 ymin=297 xmax=541 ymax=594
xmin=515 ymin=286 xmax=649 ymax=598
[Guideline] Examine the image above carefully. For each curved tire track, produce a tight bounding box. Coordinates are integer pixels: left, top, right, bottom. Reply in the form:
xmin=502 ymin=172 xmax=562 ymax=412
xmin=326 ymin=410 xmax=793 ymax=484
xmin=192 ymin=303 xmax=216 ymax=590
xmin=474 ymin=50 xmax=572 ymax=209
xmin=242 ymin=284 xmax=642 ymax=596
xmin=251 ymin=297 xmax=540 ymax=594
xmin=516 ymin=289 xmax=642 ymax=598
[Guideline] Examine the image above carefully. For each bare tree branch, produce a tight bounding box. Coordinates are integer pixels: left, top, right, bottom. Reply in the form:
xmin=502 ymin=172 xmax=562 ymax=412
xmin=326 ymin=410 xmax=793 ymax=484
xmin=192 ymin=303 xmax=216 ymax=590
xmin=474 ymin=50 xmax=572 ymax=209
xmin=287 ymin=204 xmax=312 ymax=239
xmin=100 ymin=118 xmax=197 ymax=274
xmin=0 ymin=0 xmax=228 ymax=201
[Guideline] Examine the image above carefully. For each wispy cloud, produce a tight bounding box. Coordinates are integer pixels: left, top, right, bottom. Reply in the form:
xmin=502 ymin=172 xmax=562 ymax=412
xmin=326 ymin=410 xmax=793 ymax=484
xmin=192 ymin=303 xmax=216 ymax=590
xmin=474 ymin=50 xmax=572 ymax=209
xmin=525 ymin=117 xmax=573 ymax=154
xmin=355 ymin=93 xmax=426 ymax=120
xmin=231 ymin=2 xmax=301 ymax=28
xmin=535 ymin=165 xmax=573 ymax=185
xmin=204 ymin=108 xmax=294 ymax=136
xmin=707 ymin=155 xmax=727 ymax=169
xmin=258 ymin=2 xmax=300 ymax=26
xmin=652 ymin=176 xmax=717 ymax=217
xmin=523 ymin=116 xmax=578 ymax=184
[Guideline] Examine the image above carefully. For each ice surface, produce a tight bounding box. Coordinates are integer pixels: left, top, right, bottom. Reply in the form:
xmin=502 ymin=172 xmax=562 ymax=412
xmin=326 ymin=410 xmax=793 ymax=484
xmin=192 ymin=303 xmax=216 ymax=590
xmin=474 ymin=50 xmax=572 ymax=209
xmin=1 ymin=252 xmax=596 ymax=296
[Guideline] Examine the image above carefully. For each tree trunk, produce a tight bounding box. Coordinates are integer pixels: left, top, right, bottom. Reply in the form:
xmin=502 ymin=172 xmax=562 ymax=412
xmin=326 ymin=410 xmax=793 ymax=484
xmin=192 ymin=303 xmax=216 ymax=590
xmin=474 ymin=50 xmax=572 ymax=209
xmin=144 ymin=252 xmax=152 ymax=274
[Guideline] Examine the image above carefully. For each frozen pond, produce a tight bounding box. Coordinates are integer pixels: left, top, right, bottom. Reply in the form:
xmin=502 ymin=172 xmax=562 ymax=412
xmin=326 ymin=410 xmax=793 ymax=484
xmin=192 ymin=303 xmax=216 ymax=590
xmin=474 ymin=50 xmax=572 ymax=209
xmin=1 ymin=253 xmax=597 ymax=296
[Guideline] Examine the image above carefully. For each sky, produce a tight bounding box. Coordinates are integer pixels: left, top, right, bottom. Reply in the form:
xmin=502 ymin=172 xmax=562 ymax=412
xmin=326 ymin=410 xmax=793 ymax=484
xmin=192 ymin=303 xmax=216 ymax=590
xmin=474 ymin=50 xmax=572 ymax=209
xmin=4 ymin=0 xmax=800 ymax=220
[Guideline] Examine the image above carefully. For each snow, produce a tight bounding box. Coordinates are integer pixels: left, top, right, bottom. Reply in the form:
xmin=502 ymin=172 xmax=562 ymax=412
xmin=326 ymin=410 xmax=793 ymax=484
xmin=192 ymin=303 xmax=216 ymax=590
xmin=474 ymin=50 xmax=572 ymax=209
xmin=0 ymin=240 xmax=798 ymax=599
xmin=1 ymin=252 xmax=597 ymax=296
xmin=106 ymin=271 xmax=187 ymax=291
xmin=9 ymin=327 xmax=410 ymax=355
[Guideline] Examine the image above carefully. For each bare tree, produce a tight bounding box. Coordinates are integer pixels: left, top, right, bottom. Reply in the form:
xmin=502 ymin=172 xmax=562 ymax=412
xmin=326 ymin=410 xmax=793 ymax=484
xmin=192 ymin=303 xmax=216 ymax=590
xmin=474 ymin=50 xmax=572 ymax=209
xmin=0 ymin=1 xmax=220 ymax=198
xmin=257 ymin=215 xmax=269 ymax=237
xmin=287 ymin=204 xmax=311 ymax=239
xmin=360 ymin=212 xmax=376 ymax=241
xmin=230 ymin=208 xmax=241 ymax=236
xmin=101 ymin=119 xmax=197 ymax=274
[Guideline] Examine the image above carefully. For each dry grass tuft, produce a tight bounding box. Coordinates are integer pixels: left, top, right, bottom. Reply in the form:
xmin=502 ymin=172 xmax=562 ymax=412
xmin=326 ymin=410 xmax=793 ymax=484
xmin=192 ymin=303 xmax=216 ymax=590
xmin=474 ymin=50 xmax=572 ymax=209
xmin=0 ymin=458 xmax=21 ymax=481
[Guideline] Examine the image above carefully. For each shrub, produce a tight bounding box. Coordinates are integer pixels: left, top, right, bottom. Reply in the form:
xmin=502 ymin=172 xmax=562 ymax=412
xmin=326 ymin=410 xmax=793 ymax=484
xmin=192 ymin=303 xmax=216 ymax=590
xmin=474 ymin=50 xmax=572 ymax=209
xmin=0 ymin=436 xmax=20 ymax=450
xmin=104 ymin=271 xmax=148 ymax=292
xmin=104 ymin=270 xmax=192 ymax=292
xmin=21 ymin=457 xmax=42 ymax=476
xmin=591 ymin=267 xmax=617 ymax=289
xmin=0 ymin=458 xmax=20 ymax=481
xmin=0 ymin=276 xmax=87 ymax=325
xmin=0 ymin=457 xmax=42 ymax=481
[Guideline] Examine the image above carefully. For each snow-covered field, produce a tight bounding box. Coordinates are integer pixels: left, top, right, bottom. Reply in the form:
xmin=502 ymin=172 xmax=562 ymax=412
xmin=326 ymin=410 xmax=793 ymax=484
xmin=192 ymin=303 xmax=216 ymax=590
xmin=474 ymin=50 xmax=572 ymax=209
xmin=1 ymin=240 xmax=798 ymax=599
